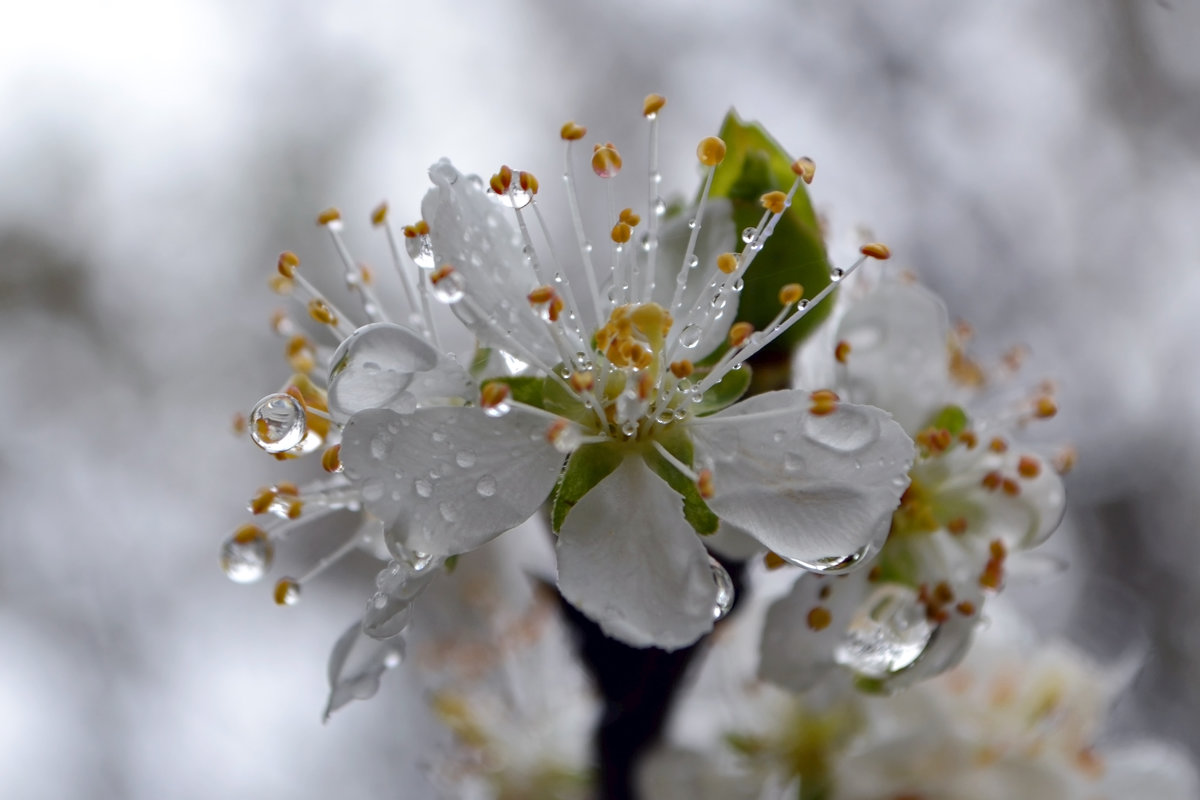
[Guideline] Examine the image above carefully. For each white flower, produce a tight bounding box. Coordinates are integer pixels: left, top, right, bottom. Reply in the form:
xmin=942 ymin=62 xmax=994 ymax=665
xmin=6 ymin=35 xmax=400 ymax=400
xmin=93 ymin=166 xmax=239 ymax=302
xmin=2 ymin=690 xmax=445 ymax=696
xmin=759 ymin=271 xmax=1069 ymax=691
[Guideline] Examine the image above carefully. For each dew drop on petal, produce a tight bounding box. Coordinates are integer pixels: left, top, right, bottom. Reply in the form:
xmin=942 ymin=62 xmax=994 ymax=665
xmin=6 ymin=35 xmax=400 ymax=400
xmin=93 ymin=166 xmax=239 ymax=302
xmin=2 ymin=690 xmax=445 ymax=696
xmin=802 ymin=405 xmax=880 ymax=454
xmin=438 ymin=502 xmax=459 ymax=522
xmin=679 ymin=324 xmax=703 ymax=349
xmin=327 ymin=323 xmax=438 ymax=421
xmin=833 ymin=584 xmax=935 ymax=677
xmin=219 ymin=530 xmax=273 ymax=583
xmin=710 ymin=555 xmax=735 ymax=620
xmin=475 ymin=474 xmax=497 ymax=497
xmin=431 ymin=271 xmax=466 ymax=304
xmin=455 ymin=451 xmax=476 ymax=468
xmin=414 ymin=479 xmax=433 ymax=498
xmin=248 ymin=393 xmax=307 ymax=453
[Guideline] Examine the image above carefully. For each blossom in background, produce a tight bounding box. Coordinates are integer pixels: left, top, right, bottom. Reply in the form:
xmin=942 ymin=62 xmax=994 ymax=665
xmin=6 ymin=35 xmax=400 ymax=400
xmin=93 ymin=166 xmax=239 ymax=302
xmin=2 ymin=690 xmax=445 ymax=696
xmin=221 ymin=95 xmax=916 ymax=661
xmin=758 ymin=269 xmax=1068 ymax=692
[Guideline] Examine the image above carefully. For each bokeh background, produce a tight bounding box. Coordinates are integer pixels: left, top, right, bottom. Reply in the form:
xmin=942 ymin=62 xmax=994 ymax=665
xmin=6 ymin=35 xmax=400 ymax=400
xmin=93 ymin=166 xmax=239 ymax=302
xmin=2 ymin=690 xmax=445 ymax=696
xmin=2 ymin=1 xmax=1198 ymax=797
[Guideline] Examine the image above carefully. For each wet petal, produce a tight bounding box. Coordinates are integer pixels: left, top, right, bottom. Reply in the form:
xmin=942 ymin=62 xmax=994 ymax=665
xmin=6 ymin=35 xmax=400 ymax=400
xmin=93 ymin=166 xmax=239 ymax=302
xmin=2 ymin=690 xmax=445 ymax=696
xmin=835 ymin=279 xmax=955 ymax=433
xmin=323 ymin=621 xmax=405 ymax=720
xmin=340 ymin=406 xmax=565 ymax=556
xmin=362 ymin=557 xmax=440 ymax=640
xmin=556 ymin=457 xmax=717 ymax=650
xmin=422 ymin=159 xmax=559 ymax=364
xmin=691 ymin=389 xmax=913 ymax=565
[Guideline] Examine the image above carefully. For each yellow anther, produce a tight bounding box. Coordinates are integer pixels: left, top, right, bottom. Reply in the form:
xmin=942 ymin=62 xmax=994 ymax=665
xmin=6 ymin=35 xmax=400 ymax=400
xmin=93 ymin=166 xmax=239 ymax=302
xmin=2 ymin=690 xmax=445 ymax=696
xmin=779 ymin=283 xmax=804 ymax=306
xmin=1034 ymin=396 xmax=1058 ymax=419
xmin=1001 ymin=477 xmax=1021 ymax=496
xmin=763 ymin=551 xmax=788 ymax=571
xmin=430 ymin=264 xmax=457 ymax=287
xmin=697 ymin=468 xmax=715 ymax=499
xmin=274 ymin=577 xmax=300 ymax=606
xmin=359 ymin=265 xmax=374 ymax=286
xmin=316 ymin=208 xmax=341 ymax=226
xmin=611 ymin=222 xmax=632 ymax=244
xmin=989 ymin=437 xmax=1009 ymax=454
xmin=569 ymin=370 xmax=595 ymax=392
xmin=527 ymin=285 xmax=556 ymax=304
xmin=560 ymin=121 xmax=587 ymax=141
xmin=371 ymin=202 xmax=388 ymax=226
xmin=250 ymin=489 xmax=275 ymax=515
xmin=489 ymin=165 xmax=514 ymax=195
xmin=322 ymin=444 xmax=342 ymax=473
xmin=717 ymin=252 xmax=739 ymax=274
xmin=403 ymin=220 xmax=430 ymax=238
xmin=956 ymin=601 xmax=977 ymax=617
xmin=286 ymin=499 xmax=304 ymax=519
xmin=1013 ymin=456 xmax=1041 ymax=479
xmin=809 ymin=389 xmax=840 ymax=416
xmin=618 ymin=207 xmax=641 ymax=227
xmin=307 ymin=298 xmax=337 ymax=326
xmin=760 ymin=190 xmax=788 ymax=215
xmin=834 ymin=339 xmax=852 ymax=363
xmin=669 ymin=360 xmax=694 ymax=379
xmin=728 ymin=321 xmax=754 ymax=348
xmin=791 ymin=157 xmax=816 ymax=184
xmin=277 ymin=251 xmax=300 ymax=279
xmin=959 ymin=430 xmax=979 ymax=449
xmin=630 ymin=302 xmax=670 ymax=339
xmin=860 ymin=242 xmax=891 ymax=260
xmin=233 ymin=523 xmax=267 ymax=545
xmin=696 ymin=136 xmax=726 ymax=167
xmin=981 ymin=471 xmax=1003 ymax=491
xmin=480 ymin=382 xmax=511 ymax=409
xmin=947 ymin=517 xmax=969 ymax=535
xmin=545 ymin=418 xmax=569 ymax=445
xmin=642 ymin=93 xmax=667 ymax=117
xmin=591 ymin=143 xmax=622 ymax=178
xmin=275 ymin=481 xmax=299 ymax=496
xmin=806 ymin=606 xmax=832 ymax=631
xmin=518 ymin=171 xmax=539 ymax=194
xmin=989 ymin=539 xmax=1007 ymax=560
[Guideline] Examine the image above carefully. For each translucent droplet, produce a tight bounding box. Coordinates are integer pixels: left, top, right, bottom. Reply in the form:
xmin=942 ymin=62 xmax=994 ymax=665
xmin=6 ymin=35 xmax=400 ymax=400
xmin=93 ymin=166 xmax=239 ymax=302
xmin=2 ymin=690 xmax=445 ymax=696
xmin=786 ymin=541 xmax=874 ymax=574
xmin=484 ymin=399 xmax=511 ymax=418
xmin=710 ymin=556 xmax=735 ymax=620
xmin=493 ymin=186 xmax=533 ymax=209
xmin=687 ymin=217 xmax=697 ymax=230
xmin=686 ymin=254 xmax=700 ymax=269
xmin=405 ymin=234 xmax=435 ymax=270
xmin=621 ymin=421 xmax=637 ymax=437
xmin=656 ymin=409 xmax=676 ymax=425
xmin=431 ymin=271 xmax=466 ymax=304
xmin=679 ymin=324 xmax=703 ymax=348
xmin=710 ymin=293 xmax=726 ymax=310
xmin=438 ymin=502 xmax=459 ymax=522
xmin=831 ymin=267 xmax=845 ymax=281
xmin=654 ymin=197 xmax=667 ymax=216
xmin=327 ymin=323 xmax=438 ymax=423
xmin=455 ymin=451 xmax=476 ymax=468
xmin=475 ymin=474 xmax=497 ymax=497
xmin=741 ymin=227 xmax=758 ymax=245
xmin=803 ymin=405 xmax=880 ymax=453
xmin=219 ymin=528 xmax=273 ymax=583
xmin=732 ymin=278 xmax=744 ymax=292
xmin=550 ymin=425 xmax=583 ymax=454
xmin=275 ymin=578 xmax=302 ymax=606
xmin=370 ymin=434 xmax=390 ymax=461
xmin=414 ymin=479 xmax=433 ymax=498
xmin=834 ymin=584 xmax=935 ymax=678
xmin=248 ymin=393 xmax=307 ymax=453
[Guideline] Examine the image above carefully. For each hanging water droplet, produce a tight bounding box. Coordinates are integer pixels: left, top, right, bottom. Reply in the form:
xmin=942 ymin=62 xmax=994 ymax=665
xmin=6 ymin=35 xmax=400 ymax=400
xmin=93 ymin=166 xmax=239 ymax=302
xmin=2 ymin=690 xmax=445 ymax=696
xmin=834 ymin=584 xmax=935 ymax=677
xmin=686 ymin=254 xmax=700 ymax=269
xmin=431 ymin=270 xmax=466 ymax=304
xmin=654 ymin=196 xmax=667 ymax=216
xmin=219 ymin=527 xmax=273 ymax=583
xmin=414 ymin=479 xmax=433 ymax=498
xmin=550 ymin=425 xmax=583 ymax=454
xmin=405 ymin=234 xmax=435 ymax=270
xmin=786 ymin=541 xmax=875 ymax=574
xmin=687 ymin=217 xmax=698 ymax=230
xmin=679 ymin=324 xmax=702 ymax=348
xmin=475 ymin=474 xmax=497 ymax=497
xmin=327 ymin=323 xmax=439 ymax=423
xmin=710 ymin=293 xmax=726 ymax=310
xmin=656 ymin=409 xmax=676 ymax=425
xmin=492 ymin=186 xmax=532 ymax=209
xmin=275 ymin=578 xmax=302 ymax=606
xmin=741 ymin=227 xmax=758 ymax=245
xmin=709 ymin=556 xmax=735 ymax=620
xmin=621 ymin=421 xmax=637 ymax=437
xmin=248 ymin=393 xmax=307 ymax=453
xmin=455 ymin=451 xmax=476 ymax=468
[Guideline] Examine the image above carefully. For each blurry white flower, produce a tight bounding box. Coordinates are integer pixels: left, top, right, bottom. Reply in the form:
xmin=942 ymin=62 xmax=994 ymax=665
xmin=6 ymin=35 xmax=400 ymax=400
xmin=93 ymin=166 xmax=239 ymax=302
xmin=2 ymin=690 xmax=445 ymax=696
xmin=760 ymin=272 xmax=1068 ymax=691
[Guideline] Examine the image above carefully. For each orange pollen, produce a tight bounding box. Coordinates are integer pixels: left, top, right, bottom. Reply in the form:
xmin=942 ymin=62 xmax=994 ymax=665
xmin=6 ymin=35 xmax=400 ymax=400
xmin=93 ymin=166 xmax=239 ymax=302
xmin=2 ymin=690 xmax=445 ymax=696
xmin=250 ymin=490 xmax=275 ymax=515
xmin=430 ymin=264 xmax=457 ymax=286
xmin=763 ymin=551 xmax=788 ymax=570
xmin=1001 ymin=477 xmax=1021 ymax=496
xmin=307 ymin=298 xmax=337 ymax=326
xmin=277 ymin=251 xmax=300 ymax=278
xmin=489 ymin=165 xmax=513 ymax=195
xmin=1017 ymin=456 xmax=1042 ymax=479
xmin=232 ymin=412 xmax=247 ymax=435
xmin=611 ymin=221 xmax=632 ymax=244
xmin=959 ymin=430 xmax=978 ymax=449
xmin=806 ymin=606 xmax=832 ymax=631
xmin=981 ymin=471 xmax=1003 ymax=491
xmin=642 ymin=93 xmax=666 ymax=116
xmin=933 ymin=582 xmax=955 ymax=604
xmin=569 ymin=371 xmax=595 ymax=392
xmin=286 ymin=499 xmax=303 ymax=520
xmin=316 ymin=207 xmax=341 ymax=226
xmin=716 ymin=252 xmax=739 ymax=274
xmin=696 ymin=136 xmax=726 ymax=167
xmin=1034 ymin=396 xmax=1058 ymax=419
xmin=275 ymin=481 xmax=299 ymax=496
xmin=956 ymin=601 xmax=977 ymax=616
xmin=989 ymin=437 xmax=1009 ymax=453
xmin=669 ymin=360 xmax=694 ymax=379
xmin=760 ymin=190 xmax=788 ymax=214
xmin=834 ymin=340 xmax=852 ymax=363
xmin=636 ymin=370 xmax=654 ymax=400
xmin=233 ymin=524 xmax=266 ymax=545
xmin=480 ymin=382 xmax=510 ymax=409
xmin=810 ymin=389 xmax=840 ymax=416
xmin=728 ymin=321 xmax=754 ymax=348
xmin=560 ymin=121 xmax=587 ymax=141
xmin=591 ymin=144 xmax=622 ymax=178
xmin=518 ymin=170 xmax=539 ymax=194
xmin=777 ymin=283 xmax=803 ymax=306
xmin=619 ymin=207 xmax=641 ymax=227
xmin=527 ymin=285 xmax=556 ymax=304
xmin=322 ymin=444 xmax=342 ymax=473
xmin=274 ymin=578 xmax=299 ymax=606
xmin=370 ymin=202 xmax=388 ymax=226
xmin=860 ymin=242 xmax=891 ymax=260
xmin=947 ymin=517 xmax=969 ymax=535
xmin=989 ymin=539 xmax=1007 ymax=560
xmin=791 ymin=157 xmax=816 ymax=183
xmin=697 ymin=468 xmax=715 ymax=499
xmin=402 ymin=219 xmax=430 ymax=238
xmin=545 ymin=419 xmax=569 ymax=444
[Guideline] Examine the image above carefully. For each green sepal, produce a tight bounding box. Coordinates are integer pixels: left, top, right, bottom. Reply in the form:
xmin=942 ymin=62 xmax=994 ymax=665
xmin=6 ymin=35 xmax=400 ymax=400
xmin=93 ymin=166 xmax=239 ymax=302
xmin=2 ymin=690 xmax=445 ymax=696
xmin=551 ymin=442 xmax=624 ymax=532
xmin=707 ymin=110 xmax=833 ymax=359
xmin=480 ymin=376 xmax=545 ymax=410
xmin=692 ymin=362 xmax=751 ymax=416
xmin=925 ymin=404 xmax=969 ymax=436
xmin=468 ymin=346 xmax=492 ymax=380
xmin=443 ymin=554 xmax=459 ymax=574
xmin=643 ymin=428 xmax=720 ymax=536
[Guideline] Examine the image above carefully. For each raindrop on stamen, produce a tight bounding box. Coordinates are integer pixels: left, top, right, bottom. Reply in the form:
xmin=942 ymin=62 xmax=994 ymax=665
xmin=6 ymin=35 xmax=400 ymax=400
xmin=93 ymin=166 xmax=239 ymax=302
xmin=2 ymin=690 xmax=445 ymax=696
xmin=493 ymin=186 xmax=533 ymax=210
xmin=710 ymin=556 xmax=735 ymax=620
xmin=405 ymin=234 xmax=435 ymax=270
xmin=687 ymin=218 xmax=697 ymax=230
xmin=219 ymin=528 xmax=274 ymax=584
xmin=248 ymin=393 xmax=307 ymax=453
xmin=430 ymin=271 xmax=466 ymax=304
xmin=484 ymin=398 xmax=511 ymax=417
xmin=686 ymin=254 xmax=700 ymax=269
xmin=741 ymin=227 xmax=758 ymax=245
xmin=679 ymin=325 xmax=703 ymax=348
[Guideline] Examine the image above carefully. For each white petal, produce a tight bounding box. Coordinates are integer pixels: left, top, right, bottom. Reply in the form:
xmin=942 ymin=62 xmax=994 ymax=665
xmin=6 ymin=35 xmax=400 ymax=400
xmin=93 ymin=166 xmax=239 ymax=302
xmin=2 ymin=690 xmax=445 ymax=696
xmin=1099 ymin=742 xmax=1200 ymax=800
xmin=835 ymin=279 xmax=955 ymax=433
xmin=422 ymin=160 xmax=559 ymax=364
xmin=323 ymin=621 xmax=405 ymax=720
xmin=340 ymin=406 xmax=564 ymax=556
xmin=691 ymin=389 xmax=913 ymax=564
xmin=556 ymin=457 xmax=717 ymax=650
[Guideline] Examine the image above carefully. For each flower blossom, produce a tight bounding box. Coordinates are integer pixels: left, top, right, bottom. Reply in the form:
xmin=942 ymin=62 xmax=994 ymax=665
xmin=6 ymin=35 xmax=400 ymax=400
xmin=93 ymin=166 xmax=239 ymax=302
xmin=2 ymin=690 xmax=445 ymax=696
xmin=221 ymin=95 xmax=915 ymax=661
xmin=758 ymin=266 xmax=1069 ymax=692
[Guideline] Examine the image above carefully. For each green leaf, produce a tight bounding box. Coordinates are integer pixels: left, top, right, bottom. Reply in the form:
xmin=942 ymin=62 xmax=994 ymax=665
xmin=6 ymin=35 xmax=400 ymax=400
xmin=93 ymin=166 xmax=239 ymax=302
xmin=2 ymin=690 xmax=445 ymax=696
xmin=643 ymin=429 xmax=720 ymax=536
xmin=925 ymin=404 xmax=969 ymax=436
xmin=707 ymin=110 xmax=834 ymax=359
xmin=693 ymin=362 xmax=751 ymax=416
xmin=551 ymin=442 xmax=624 ymax=531
xmin=480 ymin=376 xmax=545 ymax=410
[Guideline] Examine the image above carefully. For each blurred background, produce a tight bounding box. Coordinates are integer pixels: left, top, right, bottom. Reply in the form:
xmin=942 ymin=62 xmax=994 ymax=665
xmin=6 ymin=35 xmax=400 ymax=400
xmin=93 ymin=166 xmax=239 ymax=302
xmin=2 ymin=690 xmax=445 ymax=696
xmin=2 ymin=0 xmax=1198 ymax=797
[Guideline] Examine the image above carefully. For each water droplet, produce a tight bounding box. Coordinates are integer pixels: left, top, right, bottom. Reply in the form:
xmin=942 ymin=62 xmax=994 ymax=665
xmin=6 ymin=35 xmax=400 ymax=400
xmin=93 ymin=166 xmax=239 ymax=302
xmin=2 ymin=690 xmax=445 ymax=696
xmin=687 ymin=218 xmax=697 ymax=230
xmin=786 ymin=541 xmax=875 ymax=574
xmin=492 ymin=186 xmax=533 ymax=209
xmin=656 ymin=409 xmax=676 ymax=424
xmin=405 ymin=233 xmax=435 ymax=270
xmin=654 ymin=197 xmax=667 ymax=215
xmin=484 ymin=398 xmax=511 ymax=417
xmin=409 ymin=551 xmax=435 ymax=571
xmin=686 ymin=254 xmax=700 ymax=269
xmin=834 ymin=584 xmax=935 ymax=677
xmin=431 ymin=270 xmax=466 ymax=304
xmin=732 ymin=278 xmax=744 ymax=292
xmin=219 ymin=529 xmax=273 ymax=583
xmin=414 ymin=479 xmax=433 ymax=498
xmin=275 ymin=578 xmax=302 ymax=606
xmin=438 ymin=502 xmax=459 ymax=522
xmin=710 ymin=293 xmax=726 ymax=310
xmin=370 ymin=434 xmax=390 ymax=461
xmin=327 ymin=323 xmax=438 ymax=423
xmin=455 ymin=451 xmax=476 ymax=468
xmin=741 ymin=227 xmax=758 ymax=245
xmin=802 ymin=405 xmax=880 ymax=453
xmin=431 ymin=430 xmax=447 ymax=443
xmin=831 ymin=268 xmax=845 ymax=281
xmin=583 ymin=241 xmax=594 ymax=254
xmin=621 ymin=421 xmax=637 ymax=437
xmin=248 ymin=393 xmax=307 ymax=453
xmin=475 ymin=474 xmax=497 ymax=497
xmin=550 ymin=425 xmax=583 ymax=454
xmin=710 ymin=556 xmax=735 ymax=620
xmin=772 ymin=430 xmax=785 ymax=444
xmin=679 ymin=324 xmax=702 ymax=348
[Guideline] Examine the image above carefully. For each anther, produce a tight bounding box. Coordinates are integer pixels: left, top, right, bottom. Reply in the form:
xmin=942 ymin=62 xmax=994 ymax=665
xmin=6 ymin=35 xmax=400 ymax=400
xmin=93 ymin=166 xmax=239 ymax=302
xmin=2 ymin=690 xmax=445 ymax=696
xmin=818 ymin=585 xmax=832 ymax=600
xmin=307 ymin=298 xmax=338 ymax=326
xmin=1034 ymin=396 xmax=1058 ymax=419
xmin=277 ymin=251 xmax=300 ymax=279
xmin=806 ymin=606 xmax=832 ymax=631
xmin=696 ymin=136 xmax=726 ymax=167
xmin=1001 ymin=478 xmax=1021 ymax=496
xmin=430 ymin=264 xmax=458 ymax=288
xmin=528 ymin=285 xmax=556 ymax=304
xmin=981 ymin=471 xmax=1003 ymax=491
xmin=480 ymin=382 xmax=511 ymax=410
xmin=809 ymin=389 xmax=840 ymax=416
xmin=560 ymin=121 xmax=587 ymax=141
xmin=274 ymin=577 xmax=301 ymax=606
xmin=728 ymin=321 xmax=754 ymax=348
xmin=322 ymin=444 xmax=343 ymax=473
xmin=1017 ymin=456 xmax=1042 ymax=479
xmin=489 ymin=165 xmax=514 ymax=195
xmin=947 ymin=517 xmax=969 ymax=535
xmin=989 ymin=437 xmax=1009 ymax=453
xmin=959 ymin=430 xmax=979 ymax=449
xmin=779 ymin=283 xmax=804 ymax=306
xmin=611 ymin=222 xmax=632 ymax=244
xmin=232 ymin=413 xmax=247 ymax=435
xmin=233 ymin=523 xmax=267 ymax=546
xmin=286 ymin=499 xmax=304 ymax=520
xmin=591 ymin=144 xmax=622 ymax=178
xmin=956 ymin=601 xmax=977 ymax=616
xmin=697 ymin=468 xmax=715 ymax=499
xmin=669 ymin=360 xmax=694 ymax=379
xmin=637 ymin=370 xmax=654 ymax=400
xmin=760 ymin=191 xmax=788 ymax=215
xmin=371 ymin=202 xmax=388 ymax=226
xmin=518 ymin=171 xmax=539 ymax=194
xmin=717 ymin=253 xmax=739 ymax=274
xmin=402 ymin=220 xmax=430 ymax=238
xmin=275 ymin=482 xmax=299 ymax=496
xmin=569 ymin=370 xmax=595 ymax=392
xmin=834 ymin=340 xmax=852 ymax=363
xmin=316 ymin=208 xmax=342 ymax=226
xmin=791 ymin=157 xmax=816 ymax=184
xmin=250 ymin=488 xmax=275 ymax=515
xmin=642 ymin=93 xmax=667 ymax=117
xmin=860 ymin=242 xmax=891 ymax=260
xmin=1053 ymin=446 xmax=1077 ymax=475
xmin=618 ymin=208 xmax=641 ymax=227
xmin=763 ymin=551 xmax=787 ymax=570
xmin=989 ymin=539 xmax=1007 ymax=560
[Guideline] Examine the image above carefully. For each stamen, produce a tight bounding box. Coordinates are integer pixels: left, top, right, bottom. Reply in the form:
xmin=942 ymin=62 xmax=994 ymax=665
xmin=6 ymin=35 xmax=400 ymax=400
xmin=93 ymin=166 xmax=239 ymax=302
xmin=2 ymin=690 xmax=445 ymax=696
xmin=696 ymin=136 xmax=726 ymax=167
xmin=760 ymin=191 xmax=788 ymax=215
xmin=380 ymin=216 xmax=438 ymax=346
xmin=834 ymin=339 xmax=851 ymax=364
xmin=859 ymin=242 xmax=891 ymax=260
xmin=717 ymin=253 xmax=739 ymax=275
xmin=809 ymin=389 xmax=839 ymax=416
xmin=561 ymin=126 xmax=603 ymax=325
xmin=669 ymin=360 xmax=693 ymax=379
xmin=791 ymin=157 xmax=816 ymax=184
xmin=806 ymin=606 xmax=832 ymax=631
xmin=728 ymin=321 xmax=754 ymax=348
xmin=322 ymin=444 xmax=343 ymax=473
xmin=319 ymin=207 xmax=388 ymax=324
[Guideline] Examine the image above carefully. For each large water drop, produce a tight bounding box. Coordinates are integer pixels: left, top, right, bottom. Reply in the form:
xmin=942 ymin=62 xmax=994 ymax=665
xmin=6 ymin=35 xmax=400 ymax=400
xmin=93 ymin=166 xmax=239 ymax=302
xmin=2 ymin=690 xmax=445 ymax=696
xmin=248 ymin=393 xmax=307 ymax=453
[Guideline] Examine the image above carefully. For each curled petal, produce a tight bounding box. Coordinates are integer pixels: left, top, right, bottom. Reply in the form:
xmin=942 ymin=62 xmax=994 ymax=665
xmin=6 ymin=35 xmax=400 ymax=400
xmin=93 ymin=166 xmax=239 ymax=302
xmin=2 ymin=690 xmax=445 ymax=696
xmin=323 ymin=621 xmax=405 ymax=720
xmin=556 ymin=457 xmax=717 ymax=650
xmin=340 ymin=406 xmax=565 ymax=556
